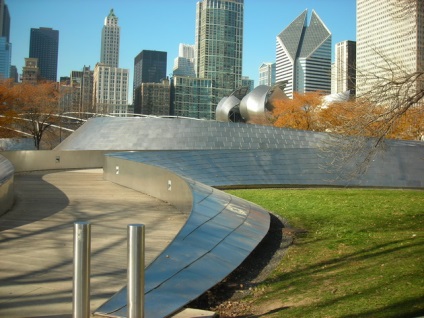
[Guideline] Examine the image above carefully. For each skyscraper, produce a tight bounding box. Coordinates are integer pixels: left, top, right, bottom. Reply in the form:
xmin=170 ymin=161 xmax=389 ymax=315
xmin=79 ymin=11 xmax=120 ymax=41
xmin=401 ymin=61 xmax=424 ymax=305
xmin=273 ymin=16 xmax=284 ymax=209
xmin=259 ymin=62 xmax=276 ymax=86
xmin=93 ymin=64 xmax=129 ymax=116
xmin=195 ymin=0 xmax=244 ymax=103
xmin=94 ymin=10 xmax=129 ymax=116
xmin=356 ymin=0 xmax=424 ymax=97
xmin=173 ymin=44 xmax=195 ymax=77
xmin=0 ymin=0 xmax=10 ymax=42
xmin=133 ymin=50 xmax=167 ymax=114
xmin=100 ymin=9 xmax=120 ymax=68
xmin=333 ymin=40 xmax=356 ymax=95
xmin=276 ymin=10 xmax=331 ymax=98
xmin=0 ymin=0 xmax=11 ymax=79
xmin=133 ymin=50 xmax=167 ymax=88
xmin=29 ymin=27 xmax=59 ymax=82
xmin=21 ymin=57 xmax=39 ymax=84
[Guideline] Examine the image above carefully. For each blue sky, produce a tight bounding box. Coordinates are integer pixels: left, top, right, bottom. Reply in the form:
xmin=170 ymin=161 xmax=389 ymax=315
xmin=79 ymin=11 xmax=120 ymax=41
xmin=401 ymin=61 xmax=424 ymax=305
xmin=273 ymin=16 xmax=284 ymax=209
xmin=7 ymin=0 xmax=356 ymax=93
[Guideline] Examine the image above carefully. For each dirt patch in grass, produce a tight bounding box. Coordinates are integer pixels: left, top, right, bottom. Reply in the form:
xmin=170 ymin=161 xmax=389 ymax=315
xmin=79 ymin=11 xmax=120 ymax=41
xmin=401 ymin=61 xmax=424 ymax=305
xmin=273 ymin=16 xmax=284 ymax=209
xmin=188 ymin=213 xmax=306 ymax=317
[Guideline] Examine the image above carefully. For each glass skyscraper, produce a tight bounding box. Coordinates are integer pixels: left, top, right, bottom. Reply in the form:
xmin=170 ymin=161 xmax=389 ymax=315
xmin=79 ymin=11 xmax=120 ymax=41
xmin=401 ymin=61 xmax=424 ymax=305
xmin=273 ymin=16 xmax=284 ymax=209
xmin=133 ymin=50 xmax=167 ymax=114
xmin=29 ymin=27 xmax=59 ymax=82
xmin=195 ymin=0 xmax=244 ymax=105
xmin=276 ymin=10 xmax=331 ymax=98
xmin=0 ymin=0 xmax=10 ymax=79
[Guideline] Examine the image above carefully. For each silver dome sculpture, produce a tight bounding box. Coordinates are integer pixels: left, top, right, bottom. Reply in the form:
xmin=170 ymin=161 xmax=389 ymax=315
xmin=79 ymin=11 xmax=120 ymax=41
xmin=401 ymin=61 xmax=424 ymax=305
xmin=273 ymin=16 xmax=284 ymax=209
xmin=216 ymin=82 xmax=288 ymax=124
xmin=215 ymin=86 xmax=250 ymax=122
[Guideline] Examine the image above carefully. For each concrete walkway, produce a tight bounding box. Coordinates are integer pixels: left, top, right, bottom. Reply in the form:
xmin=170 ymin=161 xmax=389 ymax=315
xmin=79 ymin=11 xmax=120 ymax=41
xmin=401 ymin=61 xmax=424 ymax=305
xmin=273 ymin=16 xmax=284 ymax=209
xmin=0 ymin=169 xmax=188 ymax=318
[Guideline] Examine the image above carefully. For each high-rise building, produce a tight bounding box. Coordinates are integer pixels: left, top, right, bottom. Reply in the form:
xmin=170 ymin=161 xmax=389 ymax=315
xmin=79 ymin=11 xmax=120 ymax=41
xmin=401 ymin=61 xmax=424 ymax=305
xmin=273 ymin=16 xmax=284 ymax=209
xmin=259 ymin=62 xmax=276 ymax=86
xmin=276 ymin=10 xmax=331 ymax=98
xmin=93 ymin=63 xmax=129 ymax=116
xmin=356 ymin=0 xmax=424 ymax=98
xmin=9 ymin=65 xmax=18 ymax=82
xmin=133 ymin=50 xmax=167 ymax=88
xmin=100 ymin=9 xmax=120 ymax=68
xmin=29 ymin=27 xmax=59 ymax=82
xmin=0 ymin=36 xmax=10 ymax=79
xmin=94 ymin=10 xmax=129 ymax=116
xmin=333 ymin=40 xmax=356 ymax=95
xmin=0 ymin=0 xmax=10 ymax=43
xmin=133 ymin=50 xmax=167 ymax=114
xmin=21 ymin=57 xmax=39 ymax=84
xmin=0 ymin=0 xmax=11 ymax=79
xmin=241 ymin=76 xmax=254 ymax=92
xmin=195 ymin=0 xmax=244 ymax=104
xmin=65 ymin=66 xmax=94 ymax=115
xmin=139 ymin=79 xmax=170 ymax=116
xmin=173 ymin=44 xmax=195 ymax=77
xmin=172 ymin=76 xmax=213 ymax=118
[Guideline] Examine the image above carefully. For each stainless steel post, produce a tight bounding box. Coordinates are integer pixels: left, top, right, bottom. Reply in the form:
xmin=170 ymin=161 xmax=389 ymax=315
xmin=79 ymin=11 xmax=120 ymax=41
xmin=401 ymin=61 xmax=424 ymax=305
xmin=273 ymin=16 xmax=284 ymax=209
xmin=73 ymin=222 xmax=91 ymax=318
xmin=127 ymin=224 xmax=145 ymax=318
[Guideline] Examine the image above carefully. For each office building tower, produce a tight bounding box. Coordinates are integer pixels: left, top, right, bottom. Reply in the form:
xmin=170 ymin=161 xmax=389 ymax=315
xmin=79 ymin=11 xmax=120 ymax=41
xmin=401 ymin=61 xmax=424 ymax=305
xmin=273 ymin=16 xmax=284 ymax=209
xmin=333 ymin=40 xmax=356 ymax=95
xmin=139 ymin=79 xmax=170 ymax=116
xmin=241 ymin=76 xmax=254 ymax=92
xmin=356 ymin=0 xmax=424 ymax=98
xmin=133 ymin=50 xmax=167 ymax=114
xmin=93 ymin=63 xmax=129 ymax=116
xmin=0 ymin=36 xmax=10 ymax=78
xmin=276 ymin=9 xmax=331 ymax=98
xmin=100 ymin=9 xmax=120 ymax=68
xmin=0 ymin=0 xmax=10 ymax=79
xmin=29 ymin=27 xmax=59 ymax=82
xmin=259 ymin=62 xmax=276 ymax=86
xmin=94 ymin=10 xmax=129 ymax=116
xmin=0 ymin=0 xmax=10 ymax=42
xmin=172 ymin=77 xmax=213 ymax=118
xmin=21 ymin=57 xmax=39 ymax=84
xmin=173 ymin=44 xmax=195 ymax=77
xmin=66 ymin=66 xmax=94 ymax=115
xmin=195 ymin=0 xmax=244 ymax=104
xmin=9 ymin=65 xmax=18 ymax=82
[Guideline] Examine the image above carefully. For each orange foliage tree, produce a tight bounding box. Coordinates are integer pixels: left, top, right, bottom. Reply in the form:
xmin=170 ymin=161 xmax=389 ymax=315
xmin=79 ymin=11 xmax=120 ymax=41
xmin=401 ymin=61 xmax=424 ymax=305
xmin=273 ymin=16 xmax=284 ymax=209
xmin=0 ymin=80 xmax=61 ymax=149
xmin=268 ymin=91 xmax=323 ymax=131
xmin=0 ymin=79 xmax=20 ymax=138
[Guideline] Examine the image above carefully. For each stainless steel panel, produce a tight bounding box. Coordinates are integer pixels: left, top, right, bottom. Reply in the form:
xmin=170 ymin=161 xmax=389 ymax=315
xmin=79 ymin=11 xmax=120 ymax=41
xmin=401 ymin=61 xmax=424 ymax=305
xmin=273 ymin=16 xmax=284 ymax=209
xmin=95 ymin=177 xmax=270 ymax=317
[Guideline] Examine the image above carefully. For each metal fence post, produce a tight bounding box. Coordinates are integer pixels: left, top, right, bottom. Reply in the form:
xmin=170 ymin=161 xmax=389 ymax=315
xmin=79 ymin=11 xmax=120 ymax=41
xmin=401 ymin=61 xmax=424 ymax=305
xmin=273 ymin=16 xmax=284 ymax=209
xmin=127 ymin=224 xmax=145 ymax=318
xmin=73 ymin=221 xmax=91 ymax=318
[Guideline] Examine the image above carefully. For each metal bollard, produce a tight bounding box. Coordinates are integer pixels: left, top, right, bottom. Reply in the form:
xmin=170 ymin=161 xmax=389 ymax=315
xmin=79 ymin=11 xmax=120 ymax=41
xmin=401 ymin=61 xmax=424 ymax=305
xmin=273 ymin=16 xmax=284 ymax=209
xmin=127 ymin=224 xmax=145 ymax=318
xmin=73 ymin=222 xmax=91 ymax=318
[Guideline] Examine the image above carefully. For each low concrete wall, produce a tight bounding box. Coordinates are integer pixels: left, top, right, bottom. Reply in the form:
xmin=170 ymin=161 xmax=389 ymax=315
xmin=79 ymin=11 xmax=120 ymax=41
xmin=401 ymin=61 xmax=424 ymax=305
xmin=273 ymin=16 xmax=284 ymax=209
xmin=0 ymin=150 xmax=112 ymax=172
xmin=0 ymin=155 xmax=14 ymax=216
xmin=103 ymin=155 xmax=193 ymax=214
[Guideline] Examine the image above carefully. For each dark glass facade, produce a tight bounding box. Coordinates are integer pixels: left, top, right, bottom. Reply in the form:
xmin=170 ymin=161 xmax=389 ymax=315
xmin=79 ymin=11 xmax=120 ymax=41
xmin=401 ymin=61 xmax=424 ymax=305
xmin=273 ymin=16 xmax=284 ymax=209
xmin=133 ymin=50 xmax=167 ymax=113
xmin=29 ymin=27 xmax=59 ymax=82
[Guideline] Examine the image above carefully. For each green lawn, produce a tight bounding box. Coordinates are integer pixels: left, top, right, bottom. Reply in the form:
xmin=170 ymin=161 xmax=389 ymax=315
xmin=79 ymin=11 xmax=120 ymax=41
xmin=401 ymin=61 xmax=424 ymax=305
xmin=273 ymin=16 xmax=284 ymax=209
xmin=226 ymin=189 xmax=424 ymax=318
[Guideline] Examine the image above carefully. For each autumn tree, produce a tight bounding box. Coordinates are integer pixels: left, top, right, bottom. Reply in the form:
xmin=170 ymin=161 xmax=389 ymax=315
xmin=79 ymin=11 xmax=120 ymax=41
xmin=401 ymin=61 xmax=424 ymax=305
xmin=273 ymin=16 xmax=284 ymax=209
xmin=268 ymin=91 xmax=324 ymax=131
xmin=0 ymin=80 xmax=61 ymax=149
xmin=0 ymin=79 xmax=20 ymax=138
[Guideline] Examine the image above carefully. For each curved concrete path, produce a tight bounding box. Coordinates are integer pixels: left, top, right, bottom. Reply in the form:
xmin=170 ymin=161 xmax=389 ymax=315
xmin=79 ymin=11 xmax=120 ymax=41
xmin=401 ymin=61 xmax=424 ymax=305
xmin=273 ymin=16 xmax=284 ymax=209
xmin=0 ymin=169 xmax=187 ymax=318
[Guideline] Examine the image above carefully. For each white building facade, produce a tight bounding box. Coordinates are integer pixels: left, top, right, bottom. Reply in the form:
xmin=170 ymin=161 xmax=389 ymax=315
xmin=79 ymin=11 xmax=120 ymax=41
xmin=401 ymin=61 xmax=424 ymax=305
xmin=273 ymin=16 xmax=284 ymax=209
xmin=276 ymin=10 xmax=331 ymax=98
xmin=259 ymin=62 xmax=275 ymax=86
xmin=95 ymin=9 xmax=129 ymax=116
xmin=356 ymin=0 xmax=424 ymax=97
xmin=173 ymin=44 xmax=196 ymax=77
xmin=333 ymin=40 xmax=356 ymax=95
xmin=100 ymin=9 xmax=120 ymax=68
xmin=93 ymin=63 xmax=129 ymax=116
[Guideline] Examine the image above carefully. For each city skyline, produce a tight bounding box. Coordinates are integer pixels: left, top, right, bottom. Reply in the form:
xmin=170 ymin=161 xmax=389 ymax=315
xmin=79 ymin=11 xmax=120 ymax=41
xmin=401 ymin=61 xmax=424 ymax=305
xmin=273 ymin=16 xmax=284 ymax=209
xmin=7 ymin=0 xmax=356 ymax=97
